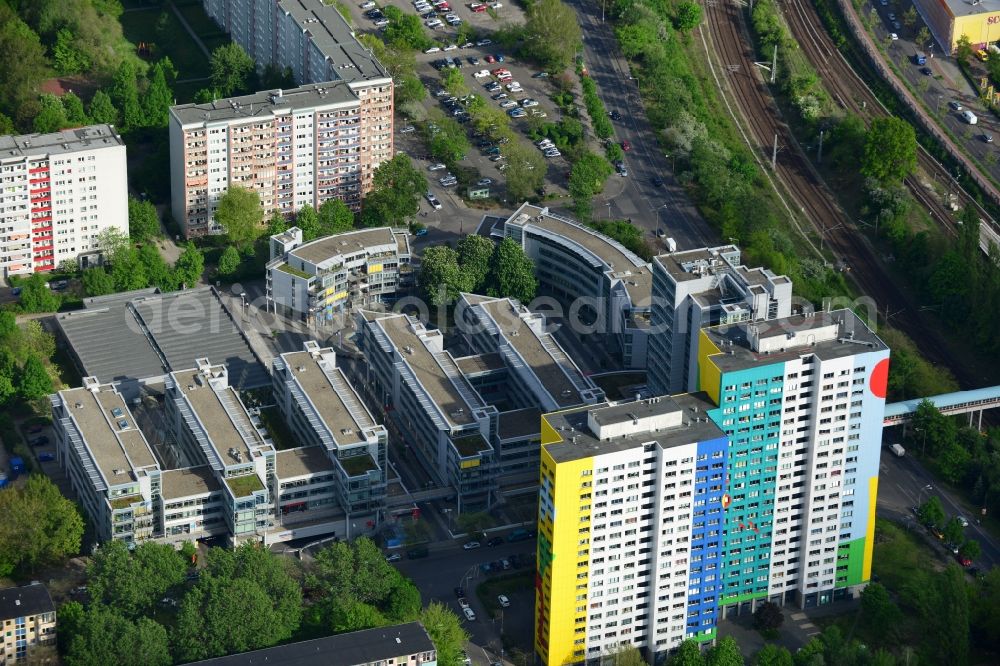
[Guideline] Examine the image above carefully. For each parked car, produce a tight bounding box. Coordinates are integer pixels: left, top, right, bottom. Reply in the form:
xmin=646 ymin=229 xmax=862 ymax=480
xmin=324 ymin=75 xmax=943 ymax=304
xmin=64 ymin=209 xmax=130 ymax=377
xmin=399 ymin=125 xmax=416 ymax=133
xmin=424 ymin=46 xmax=441 ymax=54
xmin=498 ymin=594 xmax=510 ymax=608
xmin=361 ymin=1 xmax=376 ymax=8
xmin=463 ymin=541 xmax=481 ymax=550
xmin=469 ymin=56 xmax=480 ymax=65
xmin=476 ymin=39 xmax=493 ymax=46
xmin=983 ymin=134 xmax=994 ymax=144
xmin=30 ymin=435 xmax=49 ymax=446
xmin=385 ymin=552 xmax=402 ymax=562
xmin=957 ymin=516 xmax=970 ymax=527
xmin=477 ymin=178 xmax=493 ymax=186
xmin=509 ymin=108 xmax=526 ymax=118
xmin=458 ymin=598 xmax=470 ymax=609
xmin=621 ymin=139 xmax=632 ymax=151
xmin=424 ymin=192 xmax=443 ymax=210
xmin=500 ymin=100 xmax=517 ymax=109
xmin=406 ymin=546 xmax=429 ymax=558
xmin=38 ymin=453 xmax=55 ymax=462
xmin=428 ymin=162 xmax=448 ymax=171
xmin=957 ymin=554 xmax=973 ymax=567
xmin=521 ymin=98 xmax=539 ymax=108
xmin=949 ymin=101 xmax=963 ymax=111
xmin=487 ymin=536 xmax=504 ymax=546
xmin=444 ymin=44 xmax=459 ymax=51
xmin=463 ymin=606 xmax=476 ymax=621
xmin=609 ymin=109 xmax=622 ymax=121
xmin=652 ymin=176 xmax=665 ymax=187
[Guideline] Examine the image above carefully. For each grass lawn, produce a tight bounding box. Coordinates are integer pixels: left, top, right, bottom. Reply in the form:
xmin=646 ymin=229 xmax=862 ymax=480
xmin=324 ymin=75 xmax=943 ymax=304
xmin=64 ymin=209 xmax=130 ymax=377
xmin=120 ymin=8 xmax=211 ymax=80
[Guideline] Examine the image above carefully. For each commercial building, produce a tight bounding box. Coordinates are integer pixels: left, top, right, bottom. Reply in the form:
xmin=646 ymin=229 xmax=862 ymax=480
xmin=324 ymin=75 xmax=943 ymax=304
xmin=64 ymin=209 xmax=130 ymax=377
xmin=266 ymin=225 xmax=412 ymax=323
xmin=170 ymin=79 xmax=393 ymax=237
xmin=535 ymin=394 xmax=729 ymax=663
xmin=913 ymin=0 xmax=1000 ymax=53
xmin=502 ymin=203 xmax=652 ymax=369
xmin=647 ymin=245 xmax=792 ymax=396
xmin=697 ymin=309 xmax=889 ymax=613
xmin=273 ymin=341 xmax=387 ymax=527
xmin=188 ymin=621 xmax=437 ymax=666
xmin=0 ymin=582 xmax=56 ymax=664
xmin=536 ymin=310 xmax=890 ymax=665
xmin=358 ymin=298 xmax=601 ymax=508
xmin=0 ymin=125 xmax=126 ymax=278
xmin=51 ymin=377 xmax=162 ymax=545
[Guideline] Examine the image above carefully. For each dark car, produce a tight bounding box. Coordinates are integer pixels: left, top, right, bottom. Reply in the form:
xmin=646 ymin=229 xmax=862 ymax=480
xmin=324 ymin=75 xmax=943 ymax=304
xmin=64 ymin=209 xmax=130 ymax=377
xmin=920 ymin=66 xmax=932 ymax=75
xmin=609 ymin=110 xmax=622 ymax=121
xmin=454 ymin=586 xmax=464 ymax=598
xmin=652 ymin=176 xmax=664 ymax=188
xmin=983 ymin=134 xmax=994 ymax=144
xmin=406 ymin=546 xmax=429 ymax=559
xmin=38 ymin=453 xmax=55 ymax=462
xmin=487 ymin=536 xmax=504 ymax=546
xmin=30 ymin=436 xmax=49 ymax=446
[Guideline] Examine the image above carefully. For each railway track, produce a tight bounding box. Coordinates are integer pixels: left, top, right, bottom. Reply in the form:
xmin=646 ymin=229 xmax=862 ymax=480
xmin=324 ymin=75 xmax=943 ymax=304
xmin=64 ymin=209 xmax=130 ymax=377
xmin=701 ymin=0 xmax=979 ymax=386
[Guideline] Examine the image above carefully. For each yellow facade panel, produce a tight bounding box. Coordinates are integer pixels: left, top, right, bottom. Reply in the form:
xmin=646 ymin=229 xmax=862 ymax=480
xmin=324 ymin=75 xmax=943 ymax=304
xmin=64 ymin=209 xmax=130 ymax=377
xmin=369 ymin=263 xmax=383 ymax=273
xmin=459 ymin=458 xmax=480 ymax=469
xmin=953 ymin=13 xmax=1000 ymax=51
xmin=862 ymin=476 xmax=879 ymax=581
xmin=697 ymin=329 xmax=723 ymax=404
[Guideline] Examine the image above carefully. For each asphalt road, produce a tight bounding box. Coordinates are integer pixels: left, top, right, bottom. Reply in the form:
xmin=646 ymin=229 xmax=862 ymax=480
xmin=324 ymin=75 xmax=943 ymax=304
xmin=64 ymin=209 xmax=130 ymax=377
xmin=876 ymin=442 xmax=1000 ymax=570
xmin=574 ymin=0 xmax=714 ymax=251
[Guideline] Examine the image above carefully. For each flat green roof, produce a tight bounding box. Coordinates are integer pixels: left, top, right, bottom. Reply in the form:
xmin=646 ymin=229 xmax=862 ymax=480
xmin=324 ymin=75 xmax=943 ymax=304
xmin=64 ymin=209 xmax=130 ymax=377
xmin=451 ymin=433 xmax=490 ymax=457
xmin=339 ymin=453 xmax=378 ymax=476
xmin=226 ymin=474 xmax=265 ymax=497
xmin=277 ymin=263 xmax=312 ymax=279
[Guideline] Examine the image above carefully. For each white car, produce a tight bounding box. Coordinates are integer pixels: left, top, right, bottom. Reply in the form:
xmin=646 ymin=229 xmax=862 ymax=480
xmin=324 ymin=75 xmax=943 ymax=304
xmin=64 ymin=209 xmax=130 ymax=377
xmin=374 ymin=18 xmax=390 ymax=26
xmin=476 ymin=39 xmax=492 ymax=46
xmin=500 ymin=100 xmax=517 ymax=109
xmin=490 ymin=2 xmax=502 ymax=7
xmin=415 ymin=2 xmax=431 ymax=8
xmin=530 ymin=109 xmax=547 ymax=118
xmin=474 ymin=69 xmax=491 ymax=78
xmin=399 ymin=125 xmax=416 ymax=133
xmin=463 ymin=606 xmax=476 ymax=621
xmin=463 ymin=541 xmax=481 ymax=549
xmin=498 ymin=594 xmax=510 ymax=608
xmin=447 ymin=16 xmax=462 ymax=25
xmin=544 ymin=148 xmax=561 ymax=157
xmin=458 ymin=597 xmax=470 ymax=609
xmin=444 ymin=44 xmax=459 ymax=51
xmin=890 ymin=32 xmax=898 ymax=40
xmin=477 ymin=178 xmax=493 ymax=186
xmin=521 ymin=98 xmax=538 ymax=107
xmin=425 ymin=18 xmax=443 ymax=27
xmin=424 ymin=46 xmax=441 ymax=54
xmin=428 ymin=162 xmax=448 ymax=171
xmin=361 ymin=1 xmax=376 ymax=8
xmin=424 ymin=192 xmax=443 ymax=209
xmin=505 ymin=82 xmax=522 ymax=91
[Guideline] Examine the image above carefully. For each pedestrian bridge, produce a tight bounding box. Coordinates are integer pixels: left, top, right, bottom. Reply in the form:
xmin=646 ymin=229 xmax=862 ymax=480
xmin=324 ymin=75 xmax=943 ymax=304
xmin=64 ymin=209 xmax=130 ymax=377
xmin=883 ymin=385 xmax=1000 ymax=428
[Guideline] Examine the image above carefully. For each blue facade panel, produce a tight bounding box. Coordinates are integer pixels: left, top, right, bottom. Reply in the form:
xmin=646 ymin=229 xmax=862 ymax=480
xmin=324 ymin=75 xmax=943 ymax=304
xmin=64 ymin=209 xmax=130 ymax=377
xmin=685 ymin=434 xmax=729 ymax=638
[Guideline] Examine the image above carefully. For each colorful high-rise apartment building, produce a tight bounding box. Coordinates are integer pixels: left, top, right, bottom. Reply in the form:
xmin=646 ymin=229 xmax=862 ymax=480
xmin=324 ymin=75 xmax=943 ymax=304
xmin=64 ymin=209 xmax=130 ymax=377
xmin=535 ymin=309 xmax=889 ymax=665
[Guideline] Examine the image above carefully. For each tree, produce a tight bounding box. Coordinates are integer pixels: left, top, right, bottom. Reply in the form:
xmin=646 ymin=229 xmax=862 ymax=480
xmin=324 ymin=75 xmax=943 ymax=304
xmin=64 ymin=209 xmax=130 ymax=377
xmin=488 ymin=237 xmax=537 ymax=303
xmin=128 ymin=196 xmax=160 ymax=243
xmin=267 ymin=210 xmax=288 ymax=237
xmin=674 ymin=1 xmax=703 ymax=32
xmin=752 ymin=600 xmax=784 ymax=632
xmin=111 ymin=247 xmax=150 ymax=292
xmin=17 ymin=274 xmax=61 ymax=313
xmin=111 ymin=61 xmax=143 ymax=131
xmin=82 ymin=267 xmax=116 ymax=296
xmin=210 ymin=43 xmax=256 ymax=97
xmin=174 ymin=242 xmax=205 ymax=288
xmin=138 ymin=244 xmax=175 ymax=292
xmin=428 ymin=114 xmax=471 ymax=164
xmin=669 ymin=641 xmax=705 ymax=666
xmin=569 ymin=152 xmax=614 ymax=217
xmin=215 ymin=186 xmax=264 ymax=249
xmin=261 ymin=63 xmax=296 ymax=90
xmin=0 ymin=475 xmax=84 ymax=577
xmin=0 ymin=4 xmax=50 ymax=127
xmin=404 ymin=519 xmax=432 ymax=545
xmin=97 ymin=226 xmax=131 ymax=264
xmin=903 ymin=6 xmax=917 ymax=28
xmin=456 ymin=235 xmax=494 ymax=293
xmin=923 ymin=565 xmax=969 ymax=666
xmin=33 ymin=94 xmax=69 ymax=133
xmin=52 ymin=27 xmax=91 ymax=75
xmin=383 ymin=6 xmax=432 ymax=50
xmin=604 ymin=645 xmax=647 ymax=666
xmin=918 ymin=495 xmax=946 ymax=528
xmin=218 ymin=246 xmax=242 ymax=277
xmin=862 ymin=117 xmax=917 ymax=187
xmin=62 ymin=92 xmax=89 ymax=126
xmin=143 ymin=60 xmax=174 ymax=128
xmin=174 ymin=544 xmax=302 ymax=662
xmin=87 ymin=540 xmax=187 ymax=617
xmin=522 ymin=0 xmax=582 ymax=72
xmin=88 ymin=90 xmax=119 ymax=126
xmin=960 ymin=538 xmax=981 ymax=560
xmin=63 ymin=605 xmax=171 ymax=666
xmin=0 ymin=112 xmax=14 ymax=135
xmin=915 ymin=26 xmax=931 ymax=49
xmin=18 ymin=355 xmax=53 ymax=400
xmin=705 ymin=636 xmax=744 ymax=666
xmin=318 ymin=199 xmax=356 ymax=235
xmin=943 ymin=517 xmax=965 ymax=545
xmin=504 ymin=140 xmax=547 ymax=202
xmin=296 ymin=204 xmax=322 ymax=241
xmin=420 ymin=246 xmax=467 ymax=306
xmin=752 ymin=645 xmax=792 ymax=666
xmin=324 ymin=597 xmax=387 ymax=634
xmin=420 ymin=602 xmax=469 ymax=666
xmin=441 ymin=68 xmax=468 ymax=97
xmin=360 ymin=155 xmax=427 ymax=228
xmin=860 ymin=582 xmax=901 ymax=640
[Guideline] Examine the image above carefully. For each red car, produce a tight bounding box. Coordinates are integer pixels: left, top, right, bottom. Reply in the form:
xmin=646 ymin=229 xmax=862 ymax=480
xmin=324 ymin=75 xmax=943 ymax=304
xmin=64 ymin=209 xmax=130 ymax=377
xmin=471 ymin=3 xmax=487 ymax=10
xmin=957 ymin=554 xmax=973 ymax=567
xmin=485 ymin=55 xmax=496 ymax=63
xmin=621 ymin=139 xmax=631 ymax=152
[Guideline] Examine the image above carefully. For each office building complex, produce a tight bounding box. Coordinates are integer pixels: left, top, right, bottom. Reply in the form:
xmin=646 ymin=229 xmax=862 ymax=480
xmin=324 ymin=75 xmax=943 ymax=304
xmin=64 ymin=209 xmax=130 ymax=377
xmin=647 ymin=245 xmax=792 ymax=396
xmin=357 ymin=297 xmax=600 ymax=509
xmin=0 ymin=125 xmax=126 ymax=277
xmin=535 ymin=394 xmax=729 ymax=663
xmin=273 ymin=341 xmax=387 ymax=527
xmin=536 ymin=310 xmax=889 ymax=665
xmin=502 ymin=203 xmax=651 ymax=369
xmin=266 ymin=226 xmax=412 ymax=323
xmin=0 ymin=582 xmax=56 ymax=664
xmin=170 ymin=79 xmax=393 ymax=237
xmin=189 ymin=621 xmax=437 ymax=666
xmin=697 ymin=310 xmax=888 ymax=612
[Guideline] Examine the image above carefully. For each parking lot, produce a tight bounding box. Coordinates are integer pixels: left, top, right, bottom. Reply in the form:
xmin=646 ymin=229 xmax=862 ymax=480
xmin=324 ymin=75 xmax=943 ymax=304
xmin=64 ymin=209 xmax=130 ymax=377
xmin=346 ymin=0 xmax=576 ymax=211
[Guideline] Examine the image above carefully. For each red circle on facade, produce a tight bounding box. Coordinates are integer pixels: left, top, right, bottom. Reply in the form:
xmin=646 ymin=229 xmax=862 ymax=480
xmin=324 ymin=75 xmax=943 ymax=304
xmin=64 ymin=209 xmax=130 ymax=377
xmin=870 ymin=358 xmax=890 ymax=399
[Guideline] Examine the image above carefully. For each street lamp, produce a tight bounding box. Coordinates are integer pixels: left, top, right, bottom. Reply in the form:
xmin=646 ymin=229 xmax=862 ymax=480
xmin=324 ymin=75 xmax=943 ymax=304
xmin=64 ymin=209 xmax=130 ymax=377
xmin=605 ymin=202 xmax=612 ymax=219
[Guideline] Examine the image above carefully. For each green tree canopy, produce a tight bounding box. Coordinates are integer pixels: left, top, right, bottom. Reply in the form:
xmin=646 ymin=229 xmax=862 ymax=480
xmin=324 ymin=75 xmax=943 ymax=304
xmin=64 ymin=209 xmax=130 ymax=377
xmin=488 ymin=237 xmax=537 ymax=303
xmin=296 ymin=204 xmax=322 ymax=241
xmin=318 ymin=199 xmax=356 ymax=235
xmin=860 ymin=582 xmax=902 ymax=641
xmin=62 ymin=91 xmax=89 ymax=126
xmin=383 ymin=6 xmax=432 ymax=50
xmin=503 ymin=139 xmax=547 ymax=202
xmin=0 ymin=475 xmax=84 ymax=577
xmin=82 ymin=267 xmax=116 ymax=297
xmin=215 ymin=186 xmax=264 ymax=249
xmin=522 ymin=0 xmax=582 ymax=72
xmin=918 ymin=495 xmax=946 ymax=528
xmin=705 ymin=636 xmax=744 ymax=666
xmin=428 ymin=114 xmax=471 ymax=164
xmin=456 ymin=235 xmax=494 ymax=293
xmin=419 ymin=246 xmax=466 ymax=306
xmin=218 ymin=245 xmax=242 ymax=277
xmin=128 ymin=197 xmax=160 ymax=243
xmin=960 ymin=538 xmax=981 ymax=560
xmin=33 ymin=94 xmax=70 ymax=133
xmin=63 ymin=605 xmax=171 ymax=666
xmin=360 ymin=155 xmax=427 ymax=228
xmin=0 ymin=4 xmax=50 ymax=127
xmin=441 ymin=68 xmax=468 ymax=97
xmin=674 ymin=1 xmax=703 ymax=32
xmin=210 ymin=43 xmax=256 ymax=97
xmin=569 ymin=152 xmax=614 ymax=217
xmin=668 ymin=640 xmax=705 ymax=666
xmin=18 ymin=354 xmax=52 ymax=400
xmin=751 ymin=644 xmax=792 ymax=666
xmin=88 ymin=90 xmax=118 ymax=126
xmin=862 ymin=117 xmax=917 ymax=187
xmin=752 ymin=600 xmax=784 ymax=632
xmin=111 ymin=60 xmax=143 ymax=131
xmin=17 ymin=274 xmax=61 ymax=313
xmin=53 ymin=27 xmax=91 ymax=75
xmin=111 ymin=247 xmax=149 ymax=292
xmin=174 ymin=242 xmax=205 ymax=288
xmin=603 ymin=645 xmax=648 ymax=666
xmin=174 ymin=543 xmax=302 ymax=662
xmin=142 ymin=59 xmax=175 ymax=128
xmin=87 ymin=540 xmax=188 ymax=617
xmin=420 ymin=602 xmax=469 ymax=666
xmin=267 ymin=210 xmax=288 ymax=236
